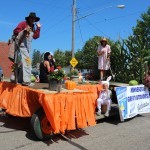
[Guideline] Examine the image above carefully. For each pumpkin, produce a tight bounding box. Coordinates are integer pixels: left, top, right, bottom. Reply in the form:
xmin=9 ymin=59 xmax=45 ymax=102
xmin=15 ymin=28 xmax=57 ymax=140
xmin=65 ymin=80 xmax=76 ymax=90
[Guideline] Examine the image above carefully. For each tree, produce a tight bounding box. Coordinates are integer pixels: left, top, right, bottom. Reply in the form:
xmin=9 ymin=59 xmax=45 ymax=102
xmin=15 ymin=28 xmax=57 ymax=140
xmin=75 ymin=50 xmax=84 ymax=69
xmin=124 ymin=7 xmax=150 ymax=83
xmin=76 ymin=36 xmax=100 ymax=70
xmin=54 ymin=49 xmax=66 ymax=67
xmin=110 ymin=40 xmax=131 ymax=82
xmin=64 ymin=51 xmax=72 ymax=67
xmin=32 ymin=49 xmax=43 ymax=67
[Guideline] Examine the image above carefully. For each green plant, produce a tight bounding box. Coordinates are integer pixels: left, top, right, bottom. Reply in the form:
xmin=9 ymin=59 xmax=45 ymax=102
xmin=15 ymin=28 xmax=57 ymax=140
xmin=48 ymin=66 xmax=66 ymax=81
xmin=143 ymin=70 xmax=150 ymax=88
xmin=67 ymin=69 xmax=78 ymax=77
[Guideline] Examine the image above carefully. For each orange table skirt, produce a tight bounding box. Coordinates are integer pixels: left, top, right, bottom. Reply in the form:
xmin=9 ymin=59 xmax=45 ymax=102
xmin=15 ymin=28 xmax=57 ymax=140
xmin=0 ymin=82 xmax=42 ymax=117
xmin=42 ymin=92 xmax=97 ymax=133
xmin=76 ymin=84 xmax=103 ymax=97
xmin=0 ymin=82 xmax=102 ymax=133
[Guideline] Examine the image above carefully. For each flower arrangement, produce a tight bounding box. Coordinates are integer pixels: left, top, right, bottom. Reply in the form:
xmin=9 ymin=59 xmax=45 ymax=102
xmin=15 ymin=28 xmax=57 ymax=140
xmin=48 ymin=66 xmax=66 ymax=82
xmin=9 ymin=62 xmax=16 ymax=72
xmin=143 ymin=70 xmax=150 ymax=88
xmin=9 ymin=62 xmax=22 ymax=72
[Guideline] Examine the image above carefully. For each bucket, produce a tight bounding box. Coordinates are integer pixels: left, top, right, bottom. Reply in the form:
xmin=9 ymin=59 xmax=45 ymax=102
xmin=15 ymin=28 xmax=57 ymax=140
xmin=48 ymin=79 xmax=62 ymax=92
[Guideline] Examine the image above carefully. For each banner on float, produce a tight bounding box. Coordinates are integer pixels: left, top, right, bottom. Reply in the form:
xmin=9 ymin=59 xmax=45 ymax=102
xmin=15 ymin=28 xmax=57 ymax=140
xmin=116 ymin=85 xmax=150 ymax=121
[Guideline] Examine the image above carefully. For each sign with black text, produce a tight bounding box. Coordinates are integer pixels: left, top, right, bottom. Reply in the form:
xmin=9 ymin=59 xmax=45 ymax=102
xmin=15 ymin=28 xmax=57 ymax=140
xmin=116 ymin=85 xmax=150 ymax=121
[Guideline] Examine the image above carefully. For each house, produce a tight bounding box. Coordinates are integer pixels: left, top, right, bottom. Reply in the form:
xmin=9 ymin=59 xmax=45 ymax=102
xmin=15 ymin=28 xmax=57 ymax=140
xmin=0 ymin=42 xmax=12 ymax=78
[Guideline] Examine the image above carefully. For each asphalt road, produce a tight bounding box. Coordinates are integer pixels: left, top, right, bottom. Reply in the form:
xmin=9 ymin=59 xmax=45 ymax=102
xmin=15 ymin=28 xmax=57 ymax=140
xmin=0 ymin=112 xmax=150 ymax=150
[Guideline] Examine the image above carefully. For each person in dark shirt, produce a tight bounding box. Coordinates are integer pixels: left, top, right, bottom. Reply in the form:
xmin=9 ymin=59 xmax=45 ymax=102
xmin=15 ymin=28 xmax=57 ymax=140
xmin=39 ymin=52 xmax=51 ymax=83
xmin=13 ymin=12 xmax=41 ymax=86
xmin=49 ymin=52 xmax=56 ymax=71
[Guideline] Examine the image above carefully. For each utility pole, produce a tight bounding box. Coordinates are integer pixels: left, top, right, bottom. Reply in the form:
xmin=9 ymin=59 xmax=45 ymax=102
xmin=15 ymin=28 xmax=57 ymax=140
xmin=71 ymin=0 xmax=76 ymax=58
xmin=71 ymin=2 xmax=125 ymax=59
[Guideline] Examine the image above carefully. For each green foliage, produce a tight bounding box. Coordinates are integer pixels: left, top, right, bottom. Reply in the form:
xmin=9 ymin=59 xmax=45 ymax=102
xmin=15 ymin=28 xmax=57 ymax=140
xmin=75 ymin=50 xmax=84 ymax=69
xmin=109 ymin=7 xmax=150 ymax=83
xmin=54 ymin=49 xmax=66 ymax=67
xmin=123 ymin=7 xmax=150 ymax=83
xmin=75 ymin=36 xmax=102 ymax=74
xmin=54 ymin=49 xmax=72 ymax=67
xmin=143 ymin=72 xmax=150 ymax=88
xmin=48 ymin=68 xmax=65 ymax=81
xmin=31 ymin=8 xmax=150 ymax=84
xmin=110 ymin=40 xmax=132 ymax=83
xmin=67 ymin=69 xmax=78 ymax=77
xmin=64 ymin=51 xmax=72 ymax=66
xmin=32 ymin=49 xmax=43 ymax=67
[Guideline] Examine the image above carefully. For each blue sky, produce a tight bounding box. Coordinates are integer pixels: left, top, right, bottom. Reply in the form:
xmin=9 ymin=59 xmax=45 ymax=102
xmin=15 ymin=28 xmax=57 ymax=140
xmin=0 ymin=0 xmax=149 ymax=55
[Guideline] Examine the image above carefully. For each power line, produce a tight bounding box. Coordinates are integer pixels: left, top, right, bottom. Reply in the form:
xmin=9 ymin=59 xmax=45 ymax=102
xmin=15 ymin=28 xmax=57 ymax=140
xmin=84 ymin=18 xmax=108 ymax=37
xmin=76 ymin=14 xmax=84 ymax=46
xmin=22 ymin=0 xmax=71 ymax=23
xmin=94 ymin=10 xmax=145 ymax=24
xmin=79 ymin=0 xmax=119 ymax=16
xmin=41 ymin=14 xmax=71 ymax=37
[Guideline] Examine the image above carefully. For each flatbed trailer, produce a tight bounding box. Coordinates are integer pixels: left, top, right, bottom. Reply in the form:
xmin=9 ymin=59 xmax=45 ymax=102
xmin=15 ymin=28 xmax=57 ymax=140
xmin=0 ymin=81 xmax=120 ymax=141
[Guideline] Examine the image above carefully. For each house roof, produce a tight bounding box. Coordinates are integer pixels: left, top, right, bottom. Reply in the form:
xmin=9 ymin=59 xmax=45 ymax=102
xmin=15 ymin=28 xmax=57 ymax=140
xmin=0 ymin=42 xmax=12 ymax=78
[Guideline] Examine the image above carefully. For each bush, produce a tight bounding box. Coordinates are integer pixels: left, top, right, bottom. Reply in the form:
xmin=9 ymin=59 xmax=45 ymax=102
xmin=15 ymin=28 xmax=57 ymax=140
xmin=67 ymin=70 xmax=78 ymax=77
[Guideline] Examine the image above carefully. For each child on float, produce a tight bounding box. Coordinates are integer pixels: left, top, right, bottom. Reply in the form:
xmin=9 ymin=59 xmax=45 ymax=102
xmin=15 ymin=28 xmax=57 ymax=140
xmin=96 ymin=76 xmax=112 ymax=117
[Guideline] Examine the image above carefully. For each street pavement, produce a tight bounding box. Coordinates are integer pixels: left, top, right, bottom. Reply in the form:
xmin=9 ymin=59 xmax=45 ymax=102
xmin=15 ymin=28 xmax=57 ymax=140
xmin=0 ymin=112 xmax=150 ymax=150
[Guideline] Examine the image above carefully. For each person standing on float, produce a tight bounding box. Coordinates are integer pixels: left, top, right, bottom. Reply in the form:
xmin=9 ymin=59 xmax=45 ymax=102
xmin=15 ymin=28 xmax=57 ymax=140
xmin=13 ymin=12 xmax=41 ymax=86
xmin=97 ymin=38 xmax=111 ymax=81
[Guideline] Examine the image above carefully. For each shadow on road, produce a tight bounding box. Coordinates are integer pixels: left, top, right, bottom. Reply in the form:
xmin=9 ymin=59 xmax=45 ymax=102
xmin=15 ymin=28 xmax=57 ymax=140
xmin=0 ymin=111 xmax=145 ymax=149
xmin=26 ymin=126 xmax=89 ymax=149
xmin=0 ymin=115 xmax=30 ymax=132
xmin=96 ymin=114 xmax=121 ymax=125
xmin=96 ymin=112 xmax=145 ymax=126
xmin=0 ymin=113 xmax=89 ymax=150
xmin=36 ymin=129 xmax=89 ymax=150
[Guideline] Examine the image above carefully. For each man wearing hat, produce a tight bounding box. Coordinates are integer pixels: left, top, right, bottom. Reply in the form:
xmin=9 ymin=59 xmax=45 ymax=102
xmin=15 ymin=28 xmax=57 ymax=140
xmin=13 ymin=12 xmax=41 ymax=86
xmin=97 ymin=38 xmax=111 ymax=81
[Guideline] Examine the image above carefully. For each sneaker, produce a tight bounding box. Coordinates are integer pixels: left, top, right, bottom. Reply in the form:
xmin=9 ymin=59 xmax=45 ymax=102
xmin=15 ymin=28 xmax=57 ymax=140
xmin=22 ymin=82 xmax=35 ymax=87
xmin=104 ymin=111 xmax=109 ymax=117
xmin=28 ymin=83 xmax=35 ymax=87
xmin=96 ymin=110 xmax=101 ymax=116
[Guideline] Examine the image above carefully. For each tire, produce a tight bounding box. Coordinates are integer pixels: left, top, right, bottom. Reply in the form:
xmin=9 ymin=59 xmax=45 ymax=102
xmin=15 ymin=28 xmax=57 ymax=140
xmin=30 ymin=108 xmax=54 ymax=141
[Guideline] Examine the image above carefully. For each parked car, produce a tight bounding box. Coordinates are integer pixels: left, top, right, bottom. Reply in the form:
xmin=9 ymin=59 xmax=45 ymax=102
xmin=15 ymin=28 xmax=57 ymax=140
xmin=0 ymin=67 xmax=3 ymax=81
xmin=31 ymin=67 xmax=39 ymax=77
xmin=85 ymin=73 xmax=95 ymax=80
xmin=81 ymin=72 xmax=86 ymax=79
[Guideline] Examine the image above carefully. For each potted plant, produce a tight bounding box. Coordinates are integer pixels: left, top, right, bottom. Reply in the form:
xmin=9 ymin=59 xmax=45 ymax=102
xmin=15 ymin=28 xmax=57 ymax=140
xmin=47 ymin=66 xmax=66 ymax=92
xmin=143 ymin=70 xmax=150 ymax=90
xmin=67 ymin=69 xmax=79 ymax=82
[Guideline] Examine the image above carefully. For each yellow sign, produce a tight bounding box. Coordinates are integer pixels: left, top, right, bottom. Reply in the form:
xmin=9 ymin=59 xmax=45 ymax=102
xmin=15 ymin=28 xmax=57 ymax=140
xmin=70 ymin=57 xmax=78 ymax=67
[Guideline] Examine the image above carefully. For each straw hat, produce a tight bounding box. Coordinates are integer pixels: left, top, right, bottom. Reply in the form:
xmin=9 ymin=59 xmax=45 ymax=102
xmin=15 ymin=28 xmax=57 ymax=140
xmin=100 ymin=38 xmax=107 ymax=44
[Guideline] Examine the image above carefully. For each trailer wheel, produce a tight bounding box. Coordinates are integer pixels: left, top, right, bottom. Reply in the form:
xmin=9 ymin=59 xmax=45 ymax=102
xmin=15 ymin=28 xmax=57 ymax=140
xmin=31 ymin=108 xmax=54 ymax=141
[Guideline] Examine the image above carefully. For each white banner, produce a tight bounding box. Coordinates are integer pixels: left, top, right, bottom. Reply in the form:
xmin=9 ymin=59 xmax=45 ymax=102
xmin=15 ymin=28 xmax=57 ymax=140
xmin=116 ymin=85 xmax=150 ymax=121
